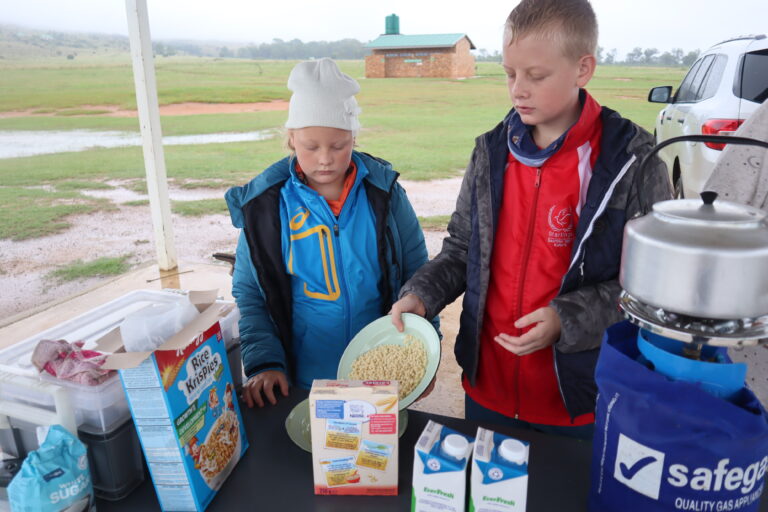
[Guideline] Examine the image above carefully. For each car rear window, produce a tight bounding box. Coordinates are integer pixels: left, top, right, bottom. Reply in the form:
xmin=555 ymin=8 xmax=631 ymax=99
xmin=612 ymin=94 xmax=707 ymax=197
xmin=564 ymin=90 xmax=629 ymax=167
xmin=734 ymin=49 xmax=768 ymax=103
xmin=699 ymin=55 xmax=727 ymax=100
xmin=676 ymin=57 xmax=707 ymax=102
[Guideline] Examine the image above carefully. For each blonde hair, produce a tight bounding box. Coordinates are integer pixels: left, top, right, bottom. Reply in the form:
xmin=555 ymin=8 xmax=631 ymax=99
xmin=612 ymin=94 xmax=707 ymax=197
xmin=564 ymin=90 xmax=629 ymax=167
xmin=505 ymin=0 xmax=598 ymax=61
xmin=283 ymin=128 xmax=358 ymax=155
xmin=284 ymin=129 xmax=296 ymax=154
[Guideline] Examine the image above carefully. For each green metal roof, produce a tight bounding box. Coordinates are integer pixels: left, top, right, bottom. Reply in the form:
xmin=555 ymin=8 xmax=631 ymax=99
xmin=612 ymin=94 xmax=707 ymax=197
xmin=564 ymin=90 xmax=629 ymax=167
xmin=366 ymin=33 xmax=475 ymax=50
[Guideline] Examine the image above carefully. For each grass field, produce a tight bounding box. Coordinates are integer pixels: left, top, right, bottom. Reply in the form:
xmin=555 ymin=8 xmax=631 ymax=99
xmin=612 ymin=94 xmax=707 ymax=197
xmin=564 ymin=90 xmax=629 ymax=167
xmin=0 ymin=57 xmax=686 ymax=240
xmin=47 ymin=255 xmax=133 ymax=282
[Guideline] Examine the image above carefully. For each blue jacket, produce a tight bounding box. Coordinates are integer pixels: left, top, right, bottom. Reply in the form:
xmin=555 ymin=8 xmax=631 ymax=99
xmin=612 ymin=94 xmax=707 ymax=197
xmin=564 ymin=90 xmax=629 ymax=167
xmin=226 ymin=151 xmax=433 ymax=387
xmin=401 ymin=107 xmax=673 ymax=419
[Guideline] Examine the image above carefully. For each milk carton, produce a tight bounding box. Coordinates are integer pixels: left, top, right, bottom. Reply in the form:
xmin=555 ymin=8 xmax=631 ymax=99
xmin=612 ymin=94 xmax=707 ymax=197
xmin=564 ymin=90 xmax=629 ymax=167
xmin=412 ymin=420 xmax=474 ymax=512
xmin=470 ymin=427 xmax=529 ymax=511
xmin=309 ymin=379 xmax=399 ymax=495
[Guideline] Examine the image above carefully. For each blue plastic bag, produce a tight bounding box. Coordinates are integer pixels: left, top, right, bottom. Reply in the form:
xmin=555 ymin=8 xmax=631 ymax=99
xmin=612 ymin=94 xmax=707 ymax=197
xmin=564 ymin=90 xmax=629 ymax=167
xmin=589 ymin=321 xmax=768 ymax=512
xmin=8 ymin=425 xmax=95 ymax=512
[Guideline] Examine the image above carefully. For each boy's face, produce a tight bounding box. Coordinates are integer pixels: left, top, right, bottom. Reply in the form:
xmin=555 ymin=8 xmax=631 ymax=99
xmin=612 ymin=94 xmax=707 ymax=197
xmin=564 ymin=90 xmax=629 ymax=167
xmin=290 ymin=127 xmax=354 ymax=191
xmin=502 ymin=34 xmax=595 ymax=139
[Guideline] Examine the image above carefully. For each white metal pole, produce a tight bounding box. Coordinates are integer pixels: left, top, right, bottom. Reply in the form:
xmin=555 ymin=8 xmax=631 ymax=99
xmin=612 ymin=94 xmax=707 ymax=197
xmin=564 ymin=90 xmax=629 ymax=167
xmin=125 ymin=0 xmax=177 ymax=270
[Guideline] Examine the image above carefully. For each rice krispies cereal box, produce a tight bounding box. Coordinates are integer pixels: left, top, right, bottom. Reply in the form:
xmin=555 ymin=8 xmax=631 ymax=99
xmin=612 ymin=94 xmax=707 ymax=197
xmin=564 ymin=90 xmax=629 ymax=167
xmin=309 ymin=379 xmax=399 ymax=495
xmin=98 ymin=296 xmax=248 ymax=511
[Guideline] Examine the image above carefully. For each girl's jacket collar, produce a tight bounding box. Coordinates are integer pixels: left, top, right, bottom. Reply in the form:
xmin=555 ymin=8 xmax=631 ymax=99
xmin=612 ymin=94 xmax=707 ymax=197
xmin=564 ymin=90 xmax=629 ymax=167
xmin=225 ymin=150 xmax=399 ymax=229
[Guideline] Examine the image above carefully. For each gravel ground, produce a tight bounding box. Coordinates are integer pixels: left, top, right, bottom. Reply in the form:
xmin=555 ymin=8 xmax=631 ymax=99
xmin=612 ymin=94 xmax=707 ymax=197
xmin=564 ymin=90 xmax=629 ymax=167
xmin=0 ymin=177 xmax=461 ymax=321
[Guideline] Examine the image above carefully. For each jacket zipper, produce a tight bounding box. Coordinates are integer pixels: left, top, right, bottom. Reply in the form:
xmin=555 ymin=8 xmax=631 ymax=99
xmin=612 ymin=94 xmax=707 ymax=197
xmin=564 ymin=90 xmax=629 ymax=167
xmin=331 ymin=223 xmax=351 ymax=343
xmin=514 ymin=167 xmax=542 ymax=419
xmin=559 ymin=154 xmax=637 ymax=293
xmin=551 ymin=154 xmax=636 ymax=421
xmin=386 ymin=227 xmax=400 ymax=280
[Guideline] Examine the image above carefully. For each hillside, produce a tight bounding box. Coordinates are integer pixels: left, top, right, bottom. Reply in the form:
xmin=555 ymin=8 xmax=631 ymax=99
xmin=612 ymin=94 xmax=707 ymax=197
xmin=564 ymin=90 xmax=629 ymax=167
xmin=0 ymin=24 xmax=370 ymax=61
xmin=0 ymin=24 xmax=130 ymax=59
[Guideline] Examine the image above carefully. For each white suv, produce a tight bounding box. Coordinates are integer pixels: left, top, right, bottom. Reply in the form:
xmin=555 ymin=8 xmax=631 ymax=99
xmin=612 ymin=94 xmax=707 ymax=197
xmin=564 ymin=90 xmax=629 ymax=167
xmin=648 ymin=35 xmax=768 ymax=198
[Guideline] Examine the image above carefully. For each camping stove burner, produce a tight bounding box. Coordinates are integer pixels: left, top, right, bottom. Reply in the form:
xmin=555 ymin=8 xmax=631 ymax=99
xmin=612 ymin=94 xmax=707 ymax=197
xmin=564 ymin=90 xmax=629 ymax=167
xmin=619 ymin=291 xmax=768 ymax=348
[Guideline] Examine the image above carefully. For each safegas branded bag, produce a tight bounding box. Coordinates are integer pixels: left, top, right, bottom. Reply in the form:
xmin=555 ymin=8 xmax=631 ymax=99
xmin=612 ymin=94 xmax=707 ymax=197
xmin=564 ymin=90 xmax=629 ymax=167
xmin=589 ymin=321 xmax=768 ymax=512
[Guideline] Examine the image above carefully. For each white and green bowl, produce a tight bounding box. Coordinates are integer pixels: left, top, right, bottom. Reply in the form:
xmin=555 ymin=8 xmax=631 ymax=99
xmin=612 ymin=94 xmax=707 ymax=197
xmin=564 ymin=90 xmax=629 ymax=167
xmin=337 ymin=313 xmax=441 ymax=410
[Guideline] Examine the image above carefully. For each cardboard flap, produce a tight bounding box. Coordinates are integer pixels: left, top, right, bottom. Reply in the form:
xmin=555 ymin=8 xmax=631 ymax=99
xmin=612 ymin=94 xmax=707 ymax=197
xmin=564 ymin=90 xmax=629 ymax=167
xmin=160 ymin=301 xmax=229 ymax=351
xmin=93 ymin=327 xmax=124 ymax=354
xmin=188 ymin=290 xmax=219 ymax=313
xmin=95 ymin=289 xmax=230 ymax=369
xmin=102 ymin=350 xmax=153 ymax=370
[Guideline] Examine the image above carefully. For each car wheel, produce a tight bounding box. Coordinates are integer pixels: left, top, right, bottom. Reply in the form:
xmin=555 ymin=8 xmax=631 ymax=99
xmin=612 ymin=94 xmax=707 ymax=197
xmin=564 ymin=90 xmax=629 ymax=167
xmin=672 ymin=162 xmax=684 ymax=199
xmin=673 ymin=174 xmax=685 ymax=199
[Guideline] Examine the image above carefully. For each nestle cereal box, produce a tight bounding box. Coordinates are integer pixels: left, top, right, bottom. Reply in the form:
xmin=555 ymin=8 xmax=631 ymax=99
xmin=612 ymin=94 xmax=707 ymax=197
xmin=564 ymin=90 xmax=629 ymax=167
xmin=309 ymin=379 xmax=399 ymax=495
xmin=98 ymin=295 xmax=248 ymax=511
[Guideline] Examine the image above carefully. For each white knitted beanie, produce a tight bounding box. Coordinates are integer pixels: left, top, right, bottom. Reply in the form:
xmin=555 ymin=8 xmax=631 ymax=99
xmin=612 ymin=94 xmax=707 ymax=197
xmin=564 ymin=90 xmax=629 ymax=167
xmin=285 ymin=58 xmax=361 ymax=134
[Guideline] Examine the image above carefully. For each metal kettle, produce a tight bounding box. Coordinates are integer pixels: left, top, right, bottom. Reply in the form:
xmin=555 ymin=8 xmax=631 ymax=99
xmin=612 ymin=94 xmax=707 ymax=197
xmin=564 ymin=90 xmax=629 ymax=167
xmin=619 ymin=135 xmax=768 ymax=347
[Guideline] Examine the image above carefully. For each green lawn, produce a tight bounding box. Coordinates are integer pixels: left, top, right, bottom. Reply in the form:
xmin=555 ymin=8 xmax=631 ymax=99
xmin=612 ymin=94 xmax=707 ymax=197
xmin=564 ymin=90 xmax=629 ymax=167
xmin=0 ymin=56 xmax=292 ymax=111
xmin=418 ymin=215 xmax=452 ymax=231
xmin=0 ymin=57 xmax=686 ymax=240
xmin=47 ymin=255 xmax=132 ymax=282
xmin=0 ymin=186 xmax=112 ymax=240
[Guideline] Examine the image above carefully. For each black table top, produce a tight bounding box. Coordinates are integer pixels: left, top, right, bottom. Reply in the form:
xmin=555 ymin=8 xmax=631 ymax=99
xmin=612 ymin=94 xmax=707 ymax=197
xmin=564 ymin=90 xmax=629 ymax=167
xmin=97 ymin=389 xmax=593 ymax=511
xmin=97 ymin=389 xmax=768 ymax=511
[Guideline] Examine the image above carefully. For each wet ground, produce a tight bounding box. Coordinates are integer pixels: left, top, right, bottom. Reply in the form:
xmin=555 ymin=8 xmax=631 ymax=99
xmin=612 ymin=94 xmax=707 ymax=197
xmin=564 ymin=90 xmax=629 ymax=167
xmin=0 ymin=129 xmax=277 ymax=159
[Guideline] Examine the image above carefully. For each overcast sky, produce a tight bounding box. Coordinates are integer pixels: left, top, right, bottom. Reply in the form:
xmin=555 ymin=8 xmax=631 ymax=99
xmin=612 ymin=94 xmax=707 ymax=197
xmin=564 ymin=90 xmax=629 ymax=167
xmin=2 ymin=0 xmax=766 ymax=59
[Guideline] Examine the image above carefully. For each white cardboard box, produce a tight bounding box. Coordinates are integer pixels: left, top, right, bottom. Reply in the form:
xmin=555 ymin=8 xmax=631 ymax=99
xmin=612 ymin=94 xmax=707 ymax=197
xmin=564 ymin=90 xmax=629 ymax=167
xmin=309 ymin=379 xmax=399 ymax=495
xmin=412 ymin=420 xmax=474 ymax=512
xmin=470 ymin=427 xmax=529 ymax=511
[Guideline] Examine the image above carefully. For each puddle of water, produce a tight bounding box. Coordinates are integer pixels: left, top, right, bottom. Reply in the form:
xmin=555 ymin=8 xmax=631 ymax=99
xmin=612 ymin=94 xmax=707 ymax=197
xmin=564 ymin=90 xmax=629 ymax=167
xmin=80 ymin=186 xmax=228 ymax=203
xmin=0 ymin=129 xmax=277 ymax=159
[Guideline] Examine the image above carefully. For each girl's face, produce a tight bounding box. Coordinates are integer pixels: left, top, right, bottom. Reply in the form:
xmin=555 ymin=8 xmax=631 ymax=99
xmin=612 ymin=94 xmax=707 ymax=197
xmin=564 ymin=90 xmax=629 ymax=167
xmin=289 ymin=127 xmax=354 ymax=193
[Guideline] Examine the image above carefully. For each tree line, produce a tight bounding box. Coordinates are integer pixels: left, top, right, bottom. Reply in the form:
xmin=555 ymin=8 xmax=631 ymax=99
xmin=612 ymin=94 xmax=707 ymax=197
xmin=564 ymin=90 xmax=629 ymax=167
xmin=468 ymin=46 xmax=700 ymax=67
xmin=154 ymin=37 xmax=700 ymax=68
xmin=154 ymin=38 xmax=368 ymax=60
xmin=601 ymin=47 xmax=701 ymax=67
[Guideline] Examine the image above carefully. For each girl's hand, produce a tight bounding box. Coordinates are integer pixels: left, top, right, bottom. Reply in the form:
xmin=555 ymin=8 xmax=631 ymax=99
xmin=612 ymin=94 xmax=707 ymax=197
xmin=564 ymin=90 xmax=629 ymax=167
xmin=243 ymin=370 xmax=289 ymax=408
xmin=494 ymin=307 xmax=562 ymax=356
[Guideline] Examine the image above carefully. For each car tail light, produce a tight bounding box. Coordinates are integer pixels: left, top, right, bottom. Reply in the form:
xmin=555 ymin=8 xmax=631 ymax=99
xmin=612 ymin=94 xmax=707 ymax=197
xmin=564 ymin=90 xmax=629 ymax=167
xmin=701 ymin=119 xmax=745 ymax=150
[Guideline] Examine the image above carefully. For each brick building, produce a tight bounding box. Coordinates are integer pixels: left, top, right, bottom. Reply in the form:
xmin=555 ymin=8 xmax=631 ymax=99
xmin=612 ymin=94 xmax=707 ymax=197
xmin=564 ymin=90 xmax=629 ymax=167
xmin=364 ymin=15 xmax=476 ymax=79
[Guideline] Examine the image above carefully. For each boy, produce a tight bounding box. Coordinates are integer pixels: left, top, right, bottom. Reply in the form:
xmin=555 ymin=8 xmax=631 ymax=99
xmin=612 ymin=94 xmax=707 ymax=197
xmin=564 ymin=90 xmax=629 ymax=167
xmin=391 ymin=0 xmax=671 ymax=438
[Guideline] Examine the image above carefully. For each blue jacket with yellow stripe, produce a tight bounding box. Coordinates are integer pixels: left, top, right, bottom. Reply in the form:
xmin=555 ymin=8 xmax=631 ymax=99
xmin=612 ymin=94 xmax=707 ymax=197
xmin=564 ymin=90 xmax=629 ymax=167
xmin=226 ymin=151 xmax=433 ymax=388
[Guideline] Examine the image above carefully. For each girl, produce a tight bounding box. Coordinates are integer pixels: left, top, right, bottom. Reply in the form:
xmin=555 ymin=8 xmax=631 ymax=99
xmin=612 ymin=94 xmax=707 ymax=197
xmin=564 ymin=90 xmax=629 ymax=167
xmin=226 ymin=58 xmax=432 ymax=408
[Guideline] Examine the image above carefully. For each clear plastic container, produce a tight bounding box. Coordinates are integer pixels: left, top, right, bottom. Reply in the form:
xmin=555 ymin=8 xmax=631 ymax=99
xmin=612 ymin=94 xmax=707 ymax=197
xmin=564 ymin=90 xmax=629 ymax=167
xmin=25 ymin=374 xmax=128 ymax=433
xmin=0 ymin=290 xmax=239 ymax=506
xmin=0 ymin=290 xmax=241 ymax=433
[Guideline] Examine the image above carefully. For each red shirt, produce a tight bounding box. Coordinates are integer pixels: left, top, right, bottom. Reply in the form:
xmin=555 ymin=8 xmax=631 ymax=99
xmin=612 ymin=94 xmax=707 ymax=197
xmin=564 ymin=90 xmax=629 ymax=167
xmin=325 ymin=162 xmax=358 ymax=216
xmin=296 ymin=161 xmax=358 ymax=216
xmin=463 ymin=93 xmax=603 ymax=426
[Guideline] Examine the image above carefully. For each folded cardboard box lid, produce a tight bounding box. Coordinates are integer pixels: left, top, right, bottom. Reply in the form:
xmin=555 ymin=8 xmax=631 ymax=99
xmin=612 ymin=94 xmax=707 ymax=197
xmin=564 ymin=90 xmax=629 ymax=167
xmin=95 ymin=290 xmax=234 ymax=370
